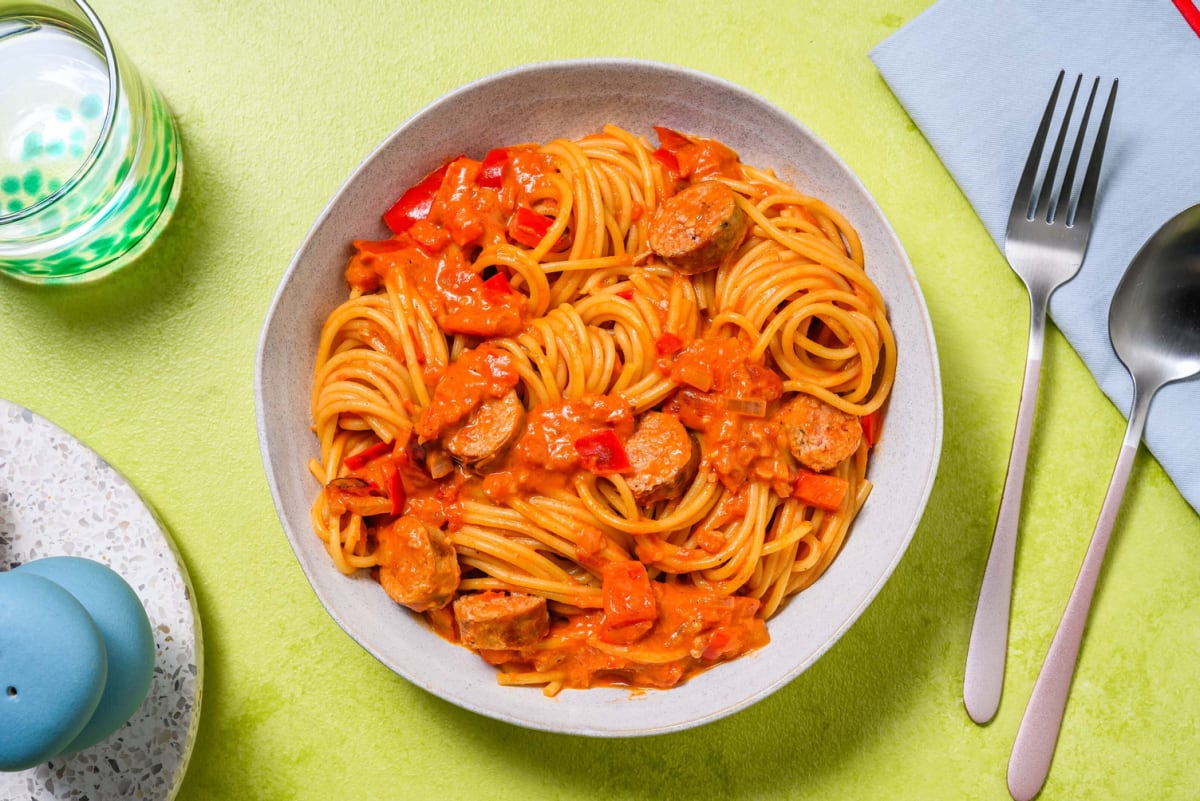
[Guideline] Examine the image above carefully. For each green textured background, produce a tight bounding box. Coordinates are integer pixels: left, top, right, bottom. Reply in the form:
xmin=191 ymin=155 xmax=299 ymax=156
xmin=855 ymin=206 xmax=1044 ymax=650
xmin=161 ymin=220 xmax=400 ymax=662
xmin=2 ymin=1 xmax=1198 ymax=799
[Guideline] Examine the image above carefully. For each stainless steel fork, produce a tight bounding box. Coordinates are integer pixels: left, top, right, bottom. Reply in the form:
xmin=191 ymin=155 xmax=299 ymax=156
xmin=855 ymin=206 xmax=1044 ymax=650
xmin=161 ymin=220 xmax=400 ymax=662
xmin=963 ymin=71 xmax=1119 ymax=725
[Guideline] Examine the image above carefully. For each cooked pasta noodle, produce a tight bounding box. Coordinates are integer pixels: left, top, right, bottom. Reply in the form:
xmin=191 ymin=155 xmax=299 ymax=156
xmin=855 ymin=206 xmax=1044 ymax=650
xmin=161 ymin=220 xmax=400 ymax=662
xmin=308 ymin=124 xmax=895 ymax=693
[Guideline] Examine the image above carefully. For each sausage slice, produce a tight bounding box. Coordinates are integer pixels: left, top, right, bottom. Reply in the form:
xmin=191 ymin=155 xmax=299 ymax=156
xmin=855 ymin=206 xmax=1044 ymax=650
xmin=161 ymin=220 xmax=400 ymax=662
xmin=648 ymin=181 xmax=748 ymax=275
xmin=778 ymin=394 xmax=862 ymax=473
xmin=453 ymin=591 xmax=549 ymax=650
xmin=376 ymin=516 xmax=460 ymax=612
xmin=442 ymin=390 xmax=525 ymax=471
xmin=624 ymin=411 xmax=700 ymax=505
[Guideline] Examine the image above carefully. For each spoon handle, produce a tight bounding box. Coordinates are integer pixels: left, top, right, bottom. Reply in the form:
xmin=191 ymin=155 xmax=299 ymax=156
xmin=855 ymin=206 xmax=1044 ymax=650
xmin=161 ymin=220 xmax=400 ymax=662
xmin=1007 ymin=387 xmax=1151 ymax=801
xmin=964 ymin=296 xmax=1048 ymax=724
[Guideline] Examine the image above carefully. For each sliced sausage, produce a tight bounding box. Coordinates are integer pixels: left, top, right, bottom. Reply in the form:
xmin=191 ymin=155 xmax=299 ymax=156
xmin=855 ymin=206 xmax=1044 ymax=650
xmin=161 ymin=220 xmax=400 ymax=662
xmin=442 ymin=389 xmax=525 ymax=470
xmin=375 ymin=516 xmax=460 ymax=612
xmin=624 ymin=411 xmax=700 ymax=505
xmin=416 ymin=345 xmax=520 ymax=441
xmin=647 ymin=180 xmax=748 ymax=275
xmin=453 ymin=591 xmax=549 ymax=650
xmin=778 ymin=394 xmax=863 ymax=473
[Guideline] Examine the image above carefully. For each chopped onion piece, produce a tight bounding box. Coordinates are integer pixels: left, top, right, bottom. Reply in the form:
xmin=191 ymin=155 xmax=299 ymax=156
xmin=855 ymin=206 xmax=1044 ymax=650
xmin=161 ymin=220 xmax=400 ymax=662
xmin=723 ymin=397 xmax=766 ymax=417
xmin=426 ymin=447 xmax=455 ymax=479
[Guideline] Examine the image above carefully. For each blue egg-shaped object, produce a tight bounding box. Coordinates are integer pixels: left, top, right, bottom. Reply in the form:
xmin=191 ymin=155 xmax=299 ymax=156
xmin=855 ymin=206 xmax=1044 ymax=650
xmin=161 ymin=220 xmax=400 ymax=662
xmin=0 ymin=571 xmax=107 ymax=771
xmin=16 ymin=557 xmax=155 ymax=754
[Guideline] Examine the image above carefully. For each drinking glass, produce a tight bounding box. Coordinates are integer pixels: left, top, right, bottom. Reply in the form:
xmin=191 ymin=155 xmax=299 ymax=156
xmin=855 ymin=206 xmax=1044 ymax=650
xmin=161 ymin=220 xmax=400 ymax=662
xmin=0 ymin=0 xmax=181 ymax=283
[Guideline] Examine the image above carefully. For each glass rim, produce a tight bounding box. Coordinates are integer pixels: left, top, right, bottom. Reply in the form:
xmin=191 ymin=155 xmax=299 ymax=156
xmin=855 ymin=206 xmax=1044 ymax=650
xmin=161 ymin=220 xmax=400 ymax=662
xmin=0 ymin=0 xmax=121 ymax=225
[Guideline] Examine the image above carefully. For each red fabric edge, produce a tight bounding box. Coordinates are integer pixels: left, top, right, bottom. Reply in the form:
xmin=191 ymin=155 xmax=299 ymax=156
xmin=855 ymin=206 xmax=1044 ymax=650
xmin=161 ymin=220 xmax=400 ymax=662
xmin=1173 ymin=0 xmax=1200 ymax=37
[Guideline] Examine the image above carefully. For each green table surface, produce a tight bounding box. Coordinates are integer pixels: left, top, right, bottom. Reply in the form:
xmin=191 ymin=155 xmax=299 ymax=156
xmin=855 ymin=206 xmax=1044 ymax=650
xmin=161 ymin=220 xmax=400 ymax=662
xmin=3 ymin=1 xmax=1198 ymax=799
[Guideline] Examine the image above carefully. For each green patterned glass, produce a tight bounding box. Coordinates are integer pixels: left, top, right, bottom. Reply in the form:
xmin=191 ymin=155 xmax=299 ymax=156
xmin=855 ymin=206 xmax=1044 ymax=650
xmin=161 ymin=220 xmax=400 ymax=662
xmin=0 ymin=0 xmax=181 ymax=283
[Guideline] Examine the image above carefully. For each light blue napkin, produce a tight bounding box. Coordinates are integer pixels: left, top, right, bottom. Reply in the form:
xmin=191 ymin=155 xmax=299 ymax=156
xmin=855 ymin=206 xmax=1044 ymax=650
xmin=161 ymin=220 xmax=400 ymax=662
xmin=871 ymin=0 xmax=1200 ymax=515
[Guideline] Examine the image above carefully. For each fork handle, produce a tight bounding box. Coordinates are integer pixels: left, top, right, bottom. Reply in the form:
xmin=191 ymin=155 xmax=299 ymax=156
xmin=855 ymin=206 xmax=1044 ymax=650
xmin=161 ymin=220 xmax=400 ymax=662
xmin=964 ymin=306 xmax=1048 ymax=724
xmin=1007 ymin=387 xmax=1150 ymax=801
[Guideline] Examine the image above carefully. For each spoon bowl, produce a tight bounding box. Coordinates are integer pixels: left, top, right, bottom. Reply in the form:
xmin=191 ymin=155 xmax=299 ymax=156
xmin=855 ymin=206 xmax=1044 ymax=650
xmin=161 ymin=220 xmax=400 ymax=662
xmin=1109 ymin=203 xmax=1200 ymax=387
xmin=1009 ymin=202 xmax=1200 ymax=801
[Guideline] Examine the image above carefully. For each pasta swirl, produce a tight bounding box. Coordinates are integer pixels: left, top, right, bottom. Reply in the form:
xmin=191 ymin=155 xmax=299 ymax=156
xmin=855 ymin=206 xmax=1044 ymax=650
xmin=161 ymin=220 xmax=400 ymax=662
xmin=308 ymin=124 xmax=895 ymax=694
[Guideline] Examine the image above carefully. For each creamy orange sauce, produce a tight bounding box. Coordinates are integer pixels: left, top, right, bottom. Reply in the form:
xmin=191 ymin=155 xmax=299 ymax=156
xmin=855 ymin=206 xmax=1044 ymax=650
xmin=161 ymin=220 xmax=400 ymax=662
xmin=347 ymin=148 xmax=561 ymax=338
xmin=483 ymin=581 xmax=768 ymax=691
xmin=320 ymin=128 xmax=886 ymax=693
xmin=664 ymin=337 xmax=792 ymax=496
xmin=417 ymin=345 xmax=519 ymax=440
xmin=482 ymin=394 xmax=634 ymax=502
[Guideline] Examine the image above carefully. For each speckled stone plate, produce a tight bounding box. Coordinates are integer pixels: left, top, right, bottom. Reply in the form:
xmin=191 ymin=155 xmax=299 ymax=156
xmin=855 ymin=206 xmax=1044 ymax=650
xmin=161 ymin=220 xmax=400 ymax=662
xmin=257 ymin=59 xmax=942 ymax=736
xmin=0 ymin=399 xmax=202 ymax=799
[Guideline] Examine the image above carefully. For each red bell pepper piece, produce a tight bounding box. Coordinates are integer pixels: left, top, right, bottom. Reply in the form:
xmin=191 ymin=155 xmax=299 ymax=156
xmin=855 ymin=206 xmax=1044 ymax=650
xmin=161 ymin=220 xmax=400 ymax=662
xmin=792 ymin=470 xmax=849 ymax=511
xmin=700 ymin=627 xmax=734 ymax=661
xmin=482 ymin=271 xmax=515 ymax=298
xmin=508 ymin=206 xmax=554 ymax=248
xmin=616 ymin=287 xmax=635 ymax=300
xmin=651 ymin=147 xmax=680 ymax=175
xmin=343 ymin=440 xmax=393 ymax=470
xmin=861 ymin=410 xmax=881 ymax=448
xmin=574 ymin=429 xmax=632 ymax=474
xmin=382 ymin=157 xmax=459 ymax=234
xmin=653 ymin=126 xmax=691 ymax=151
xmin=477 ymin=148 xmax=508 ymax=189
xmin=381 ymin=458 xmax=406 ymax=516
xmin=601 ymin=560 xmax=658 ymax=629
xmin=652 ymin=125 xmax=736 ymax=178
xmin=654 ymin=332 xmax=684 ymax=356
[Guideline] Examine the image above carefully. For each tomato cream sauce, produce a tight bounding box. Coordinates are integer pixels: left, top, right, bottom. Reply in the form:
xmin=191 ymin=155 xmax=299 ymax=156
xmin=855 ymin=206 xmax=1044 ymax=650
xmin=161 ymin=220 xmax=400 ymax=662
xmin=483 ymin=581 xmax=768 ymax=691
xmin=319 ymin=128 xmax=883 ymax=693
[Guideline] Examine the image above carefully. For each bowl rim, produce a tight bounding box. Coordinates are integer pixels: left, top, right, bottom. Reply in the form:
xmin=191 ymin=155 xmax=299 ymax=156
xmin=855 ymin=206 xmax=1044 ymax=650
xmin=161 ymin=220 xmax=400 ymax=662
xmin=255 ymin=57 xmax=943 ymax=737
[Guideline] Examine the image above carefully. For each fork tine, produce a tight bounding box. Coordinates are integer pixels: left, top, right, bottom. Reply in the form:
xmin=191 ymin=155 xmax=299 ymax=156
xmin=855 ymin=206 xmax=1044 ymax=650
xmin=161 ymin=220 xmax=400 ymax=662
xmin=1009 ymin=71 xmax=1065 ymax=226
xmin=1071 ymin=77 xmax=1119 ymax=227
xmin=1056 ymin=77 xmax=1100 ymax=224
xmin=1033 ymin=74 xmax=1082 ymax=224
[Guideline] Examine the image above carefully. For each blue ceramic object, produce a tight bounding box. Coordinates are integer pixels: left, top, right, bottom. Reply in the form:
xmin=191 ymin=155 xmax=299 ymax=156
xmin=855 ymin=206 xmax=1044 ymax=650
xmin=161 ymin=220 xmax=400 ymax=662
xmin=0 ymin=571 xmax=107 ymax=771
xmin=16 ymin=557 xmax=156 ymax=753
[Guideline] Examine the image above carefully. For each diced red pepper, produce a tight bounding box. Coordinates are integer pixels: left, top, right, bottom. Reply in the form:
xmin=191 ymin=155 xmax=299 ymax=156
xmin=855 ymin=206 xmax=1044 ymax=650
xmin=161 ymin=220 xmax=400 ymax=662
xmin=601 ymin=561 xmax=658 ymax=629
xmin=477 ymin=148 xmax=508 ymax=189
xmin=482 ymin=271 xmax=515 ymax=298
xmin=653 ymin=126 xmax=692 ymax=151
xmin=792 ymin=470 xmax=849 ymax=511
xmin=343 ymin=440 xmax=394 ymax=470
xmin=861 ymin=410 xmax=881 ymax=448
xmin=507 ymin=206 xmax=554 ymax=248
xmin=382 ymin=157 xmax=459 ymax=234
xmin=574 ymin=429 xmax=632 ymax=474
xmin=651 ymin=147 xmax=680 ymax=175
xmin=655 ymin=332 xmax=684 ymax=356
xmin=382 ymin=458 xmax=406 ymax=516
xmin=700 ymin=627 xmax=734 ymax=661
xmin=616 ymin=287 xmax=635 ymax=300
xmin=652 ymin=125 xmax=738 ymax=178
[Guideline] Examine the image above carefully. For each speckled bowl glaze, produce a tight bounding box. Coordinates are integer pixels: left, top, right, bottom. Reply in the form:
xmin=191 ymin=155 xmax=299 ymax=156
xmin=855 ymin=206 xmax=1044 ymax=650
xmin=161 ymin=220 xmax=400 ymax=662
xmin=256 ymin=59 xmax=942 ymax=737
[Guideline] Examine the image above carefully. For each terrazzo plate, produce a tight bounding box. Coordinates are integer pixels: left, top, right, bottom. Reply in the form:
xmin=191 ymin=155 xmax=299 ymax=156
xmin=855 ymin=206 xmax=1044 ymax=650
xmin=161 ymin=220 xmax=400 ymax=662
xmin=0 ymin=398 xmax=202 ymax=799
xmin=256 ymin=59 xmax=943 ymax=736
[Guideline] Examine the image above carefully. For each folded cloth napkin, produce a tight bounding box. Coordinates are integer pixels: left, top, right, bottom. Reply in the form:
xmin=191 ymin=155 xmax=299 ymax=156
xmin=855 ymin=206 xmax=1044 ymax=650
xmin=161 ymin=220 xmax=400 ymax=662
xmin=870 ymin=0 xmax=1200 ymax=515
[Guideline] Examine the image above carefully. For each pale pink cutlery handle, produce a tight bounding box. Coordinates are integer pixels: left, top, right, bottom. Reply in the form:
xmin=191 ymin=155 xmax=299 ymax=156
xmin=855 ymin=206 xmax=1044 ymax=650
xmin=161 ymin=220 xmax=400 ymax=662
xmin=1007 ymin=397 xmax=1147 ymax=801
xmin=964 ymin=329 xmax=1045 ymax=724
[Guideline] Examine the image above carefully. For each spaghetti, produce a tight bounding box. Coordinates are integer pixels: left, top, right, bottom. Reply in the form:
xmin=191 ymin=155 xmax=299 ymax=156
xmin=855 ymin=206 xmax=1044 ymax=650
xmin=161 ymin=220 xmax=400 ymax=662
xmin=308 ymin=124 xmax=895 ymax=694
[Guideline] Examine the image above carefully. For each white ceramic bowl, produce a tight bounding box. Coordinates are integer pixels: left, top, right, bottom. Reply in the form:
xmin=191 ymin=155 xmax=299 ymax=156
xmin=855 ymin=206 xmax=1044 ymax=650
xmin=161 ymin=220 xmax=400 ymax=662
xmin=256 ymin=59 xmax=942 ymax=736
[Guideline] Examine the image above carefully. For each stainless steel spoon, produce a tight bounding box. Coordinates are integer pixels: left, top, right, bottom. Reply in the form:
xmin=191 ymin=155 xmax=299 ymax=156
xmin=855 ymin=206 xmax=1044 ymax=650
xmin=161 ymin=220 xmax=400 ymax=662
xmin=1008 ymin=202 xmax=1200 ymax=801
